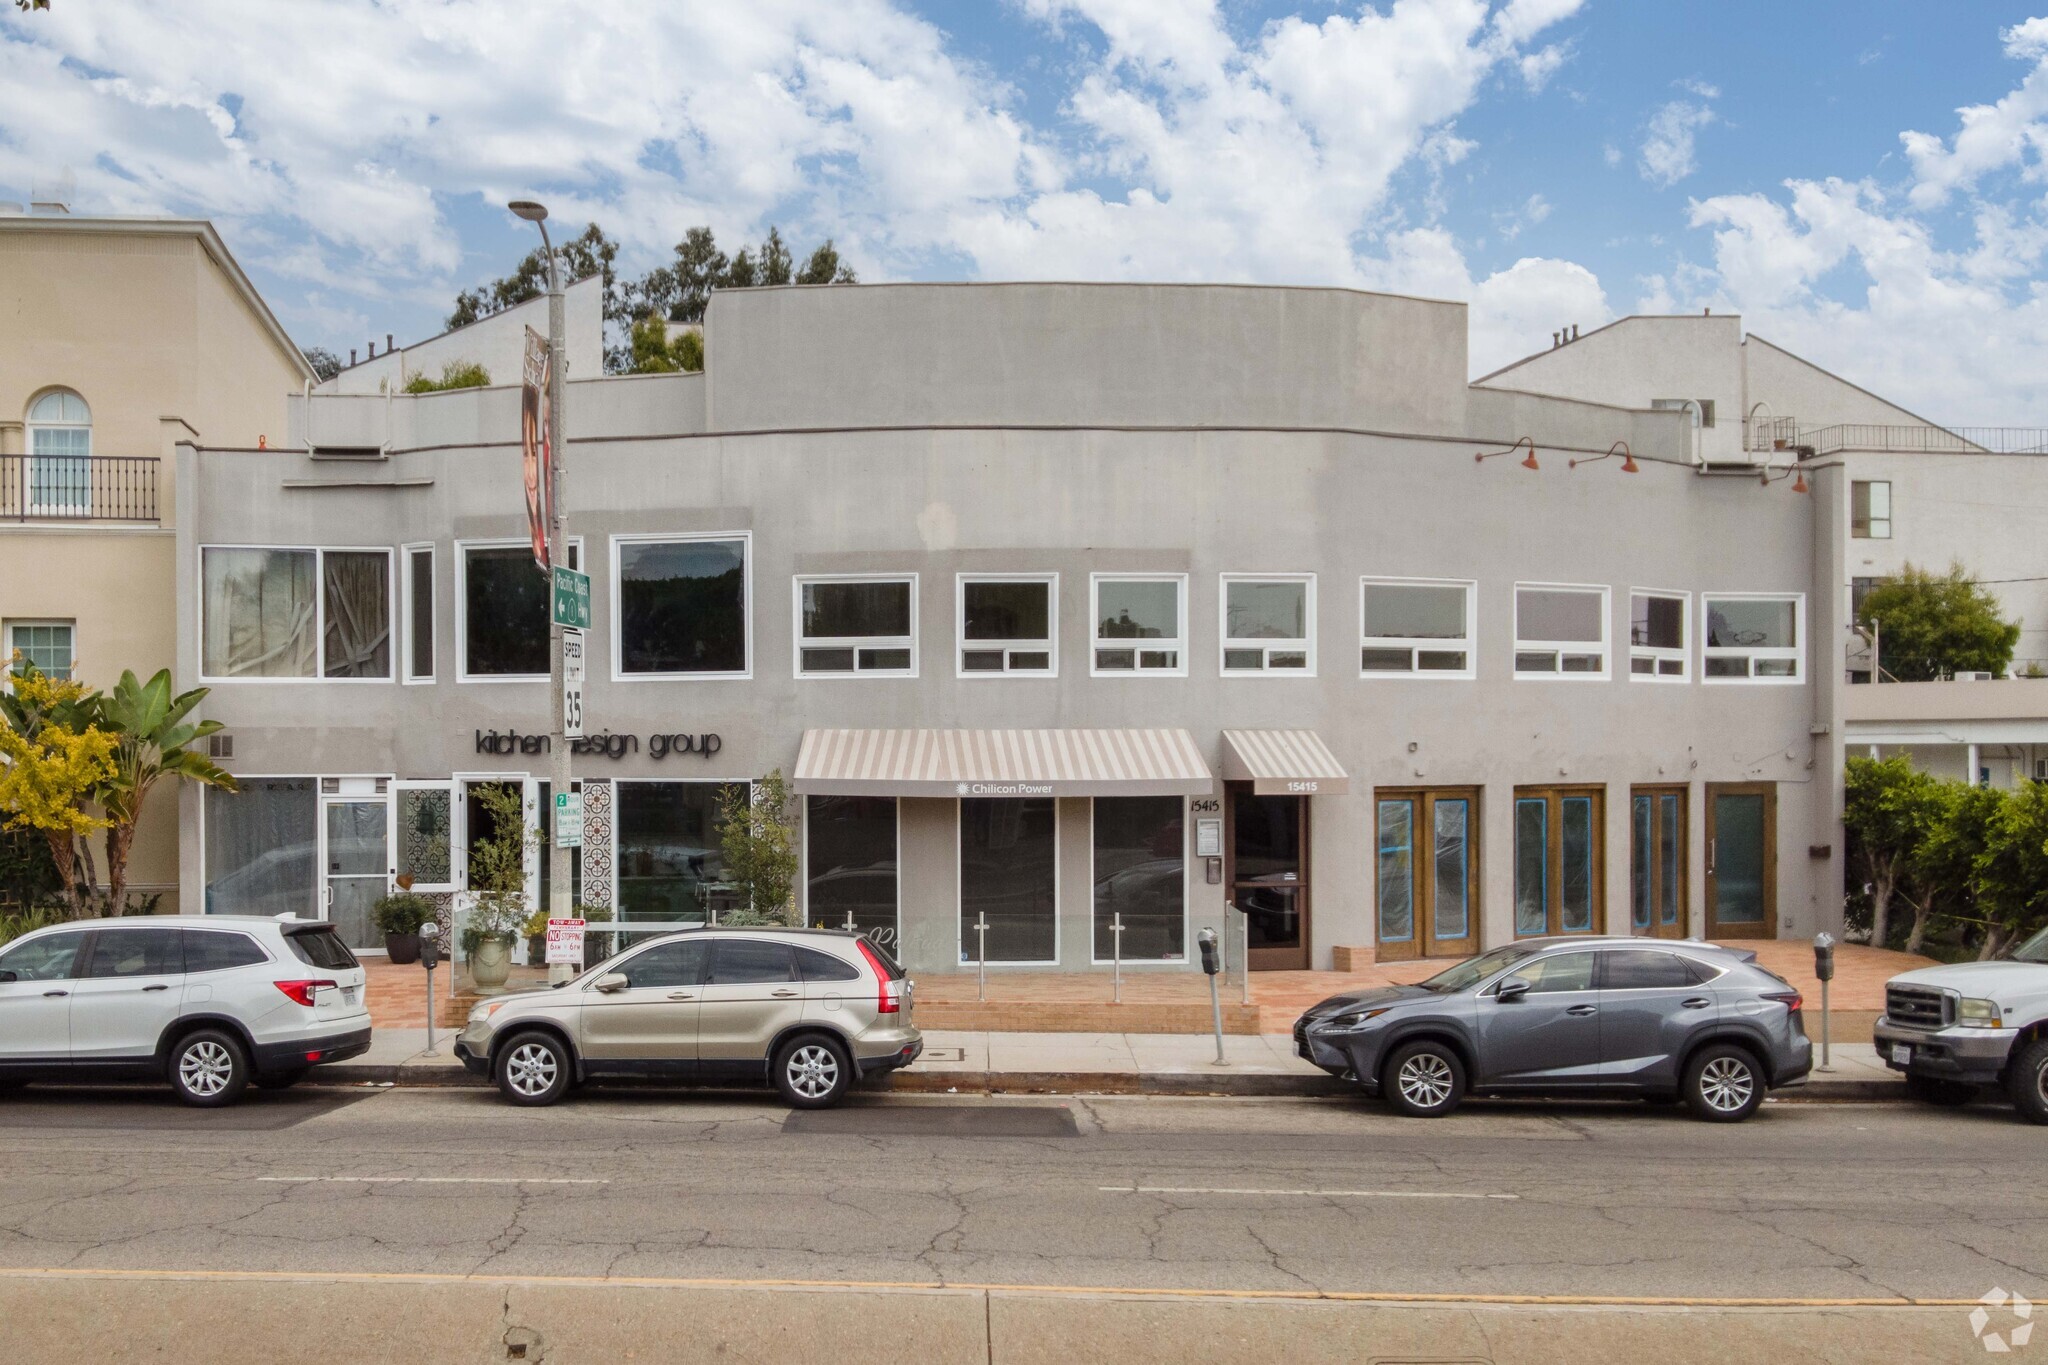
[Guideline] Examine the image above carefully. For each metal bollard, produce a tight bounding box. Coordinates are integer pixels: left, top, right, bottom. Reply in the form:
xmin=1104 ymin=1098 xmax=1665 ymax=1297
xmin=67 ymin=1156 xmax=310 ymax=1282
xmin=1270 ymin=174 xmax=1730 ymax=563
xmin=1239 ymin=907 xmax=1252 ymax=1007
xmin=1111 ymin=912 xmax=1124 ymax=1004
xmin=976 ymin=912 xmax=989 ymax=1002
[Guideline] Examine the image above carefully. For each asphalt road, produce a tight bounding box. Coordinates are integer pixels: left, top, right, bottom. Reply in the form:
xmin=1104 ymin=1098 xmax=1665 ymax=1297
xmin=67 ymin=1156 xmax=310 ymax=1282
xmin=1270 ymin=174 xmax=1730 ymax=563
xmin=0 ymin=1084 xmax=2040 ymax=1303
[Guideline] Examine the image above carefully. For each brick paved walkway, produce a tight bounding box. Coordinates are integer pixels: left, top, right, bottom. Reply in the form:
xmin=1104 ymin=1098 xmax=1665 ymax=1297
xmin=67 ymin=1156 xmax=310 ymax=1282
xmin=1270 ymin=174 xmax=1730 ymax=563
xmin=363 ymin=938 xmax=1923 ymax=1035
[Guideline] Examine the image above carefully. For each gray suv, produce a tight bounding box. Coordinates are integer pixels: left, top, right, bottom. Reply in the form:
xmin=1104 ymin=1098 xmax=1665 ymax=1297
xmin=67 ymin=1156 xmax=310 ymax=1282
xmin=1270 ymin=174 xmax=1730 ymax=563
xmin=1296 ymin=937 xmax=1811 ymax=1122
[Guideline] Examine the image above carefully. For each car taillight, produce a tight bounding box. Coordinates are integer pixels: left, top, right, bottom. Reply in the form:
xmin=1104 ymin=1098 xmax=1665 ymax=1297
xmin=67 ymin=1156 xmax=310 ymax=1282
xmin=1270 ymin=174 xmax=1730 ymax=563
xmin=854 ymin=940 xmax=900 ymax=1014
xmin=1763 ymin=990 xmax=1803 ymax=1013
xmin=274 ymin=979 xmax=337 ymax=1007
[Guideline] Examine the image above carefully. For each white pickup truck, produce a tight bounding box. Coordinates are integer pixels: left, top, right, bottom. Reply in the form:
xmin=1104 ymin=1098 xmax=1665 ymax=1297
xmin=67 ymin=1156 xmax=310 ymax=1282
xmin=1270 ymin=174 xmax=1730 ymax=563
xmin=1874 ymin=924 xmax=2048 ymax=1124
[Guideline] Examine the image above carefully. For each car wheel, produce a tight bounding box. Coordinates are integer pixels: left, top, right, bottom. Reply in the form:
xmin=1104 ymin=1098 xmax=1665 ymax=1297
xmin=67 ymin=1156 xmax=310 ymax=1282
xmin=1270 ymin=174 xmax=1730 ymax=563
xmin=495 ymin=1032 xmax=573 ymax=1107
xmin=253 ymin=1070 xmax=310 ymax=1092
xmin=1682 ymin=1043 xmax=1763 ymax=1123
xmin=168 ymin=1029 xmax=250 ymax=1108
xmin=1905 ymin=1074 xmax=1976 ymax=1107
xmin=2007 ymin=1037 xmax=2048 ymax=1126
xmin=774 ymin=1034 xmax=851 ymax=1110
xmin=1380 ymin=1040 xmax=1466 ymax=1118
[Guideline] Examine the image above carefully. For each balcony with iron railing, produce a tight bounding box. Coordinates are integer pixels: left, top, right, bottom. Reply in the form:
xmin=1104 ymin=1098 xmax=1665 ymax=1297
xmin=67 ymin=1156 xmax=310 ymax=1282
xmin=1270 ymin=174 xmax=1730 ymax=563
xmin=0 ymin=454 xmax=160 ymax=523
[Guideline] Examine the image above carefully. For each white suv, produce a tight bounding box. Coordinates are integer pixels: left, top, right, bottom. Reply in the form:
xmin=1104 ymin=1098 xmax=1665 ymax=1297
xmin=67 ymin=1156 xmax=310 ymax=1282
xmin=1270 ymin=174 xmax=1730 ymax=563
xmin=0 ymin=915 xmax=371 ymax=1107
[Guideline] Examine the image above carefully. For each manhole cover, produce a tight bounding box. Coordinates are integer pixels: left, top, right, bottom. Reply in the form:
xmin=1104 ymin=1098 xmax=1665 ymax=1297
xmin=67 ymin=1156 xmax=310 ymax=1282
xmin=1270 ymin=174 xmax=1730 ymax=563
xmin=783 ymin=1104 xmax=1078 ymax=1138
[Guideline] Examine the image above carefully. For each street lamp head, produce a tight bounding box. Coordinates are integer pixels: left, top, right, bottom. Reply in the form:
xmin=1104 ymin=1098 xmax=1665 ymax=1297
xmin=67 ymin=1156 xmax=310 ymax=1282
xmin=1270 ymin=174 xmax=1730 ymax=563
xmin=508 ymin=199 xmax=549 ymax=223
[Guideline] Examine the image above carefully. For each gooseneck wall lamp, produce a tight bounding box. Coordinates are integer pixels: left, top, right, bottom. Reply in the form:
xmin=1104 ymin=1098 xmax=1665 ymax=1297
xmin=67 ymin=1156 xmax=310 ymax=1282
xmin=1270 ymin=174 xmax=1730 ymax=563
xmin=1474 ymin=436 xmax=1540 ymax=470
xmin=1568 ymin=440 xmax=1640 ymax=474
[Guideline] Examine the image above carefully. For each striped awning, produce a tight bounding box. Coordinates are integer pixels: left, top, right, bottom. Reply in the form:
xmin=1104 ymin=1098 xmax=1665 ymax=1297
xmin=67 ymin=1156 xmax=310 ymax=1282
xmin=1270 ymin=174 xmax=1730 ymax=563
xmin=794 ymin=728 xmax=1215 ymax=798
xmin=1219 ymin=729 xmax=1350 ymax=795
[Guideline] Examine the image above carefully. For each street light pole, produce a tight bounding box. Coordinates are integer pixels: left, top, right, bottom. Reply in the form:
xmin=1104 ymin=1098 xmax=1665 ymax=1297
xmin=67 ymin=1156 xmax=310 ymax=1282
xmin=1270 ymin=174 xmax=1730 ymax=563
xmin=511 ymin=201 xmax=572 ymax=963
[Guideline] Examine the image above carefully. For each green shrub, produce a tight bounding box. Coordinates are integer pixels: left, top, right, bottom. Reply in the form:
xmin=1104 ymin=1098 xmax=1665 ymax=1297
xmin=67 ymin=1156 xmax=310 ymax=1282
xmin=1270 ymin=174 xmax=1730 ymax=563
xmin=373 ymin=892 xmax=435 ymax=936
xmin=401 ymin=360 xmax=491 ymax=393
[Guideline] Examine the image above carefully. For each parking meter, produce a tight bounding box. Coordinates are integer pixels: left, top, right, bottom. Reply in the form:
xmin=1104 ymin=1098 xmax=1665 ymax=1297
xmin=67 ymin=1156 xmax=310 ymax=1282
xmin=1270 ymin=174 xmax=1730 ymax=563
xmin=419 ymin=921 xmax=441 ymax=970
xmin=1199 ymin=929 xmax=1226 ymax=1064
xmin=1198 ymin=927 xmax=1221 ymax=976
xmin=1813 ymin=932 xmax=1835 ymax=1071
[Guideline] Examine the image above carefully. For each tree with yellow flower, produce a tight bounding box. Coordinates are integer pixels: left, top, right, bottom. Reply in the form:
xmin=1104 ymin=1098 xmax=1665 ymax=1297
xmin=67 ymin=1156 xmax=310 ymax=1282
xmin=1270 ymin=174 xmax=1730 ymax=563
xmin=0 ymin=662 xmax=117 ymax=916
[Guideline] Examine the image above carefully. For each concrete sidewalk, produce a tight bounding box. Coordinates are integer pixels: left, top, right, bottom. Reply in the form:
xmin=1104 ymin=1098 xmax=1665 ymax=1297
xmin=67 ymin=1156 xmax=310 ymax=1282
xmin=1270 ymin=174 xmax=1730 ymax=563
xmin=323 ymin=1027 xmax=1907 ymax=1101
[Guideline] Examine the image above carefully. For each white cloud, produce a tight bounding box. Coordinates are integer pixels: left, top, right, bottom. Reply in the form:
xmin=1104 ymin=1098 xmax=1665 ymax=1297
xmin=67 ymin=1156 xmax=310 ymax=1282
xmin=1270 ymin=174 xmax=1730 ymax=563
xmin=1356 ymin=226 xmax=1609 ymax=372
xmin=1640 ymin=98 xmax=1715 ymax=187
xmin=1518 ymin=41 xmax=1573 ymax=93
xmin=1901 ymin=19 xmax=2048 ymax=207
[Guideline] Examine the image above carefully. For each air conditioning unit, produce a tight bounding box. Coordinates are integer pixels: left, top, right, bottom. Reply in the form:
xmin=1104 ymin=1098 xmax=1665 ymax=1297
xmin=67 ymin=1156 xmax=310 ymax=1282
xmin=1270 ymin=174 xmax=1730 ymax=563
xmin=1956 ymin=671 xmax=1995 ymax=682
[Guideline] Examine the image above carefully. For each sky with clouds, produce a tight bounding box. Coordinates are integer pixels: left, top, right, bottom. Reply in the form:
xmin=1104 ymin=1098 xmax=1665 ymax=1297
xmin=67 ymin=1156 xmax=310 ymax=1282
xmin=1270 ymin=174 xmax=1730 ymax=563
xmin=7 ymin=1 xmax=2048 ymax=421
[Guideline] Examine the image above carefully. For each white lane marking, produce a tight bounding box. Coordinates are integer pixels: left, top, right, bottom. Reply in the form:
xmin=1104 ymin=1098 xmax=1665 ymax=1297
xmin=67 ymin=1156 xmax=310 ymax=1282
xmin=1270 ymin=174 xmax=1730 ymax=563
xmin=258 ymin=1176 xmax=607 ymax=1185
xmin=1101 ymin=1185 xmax=1516 ymax=1200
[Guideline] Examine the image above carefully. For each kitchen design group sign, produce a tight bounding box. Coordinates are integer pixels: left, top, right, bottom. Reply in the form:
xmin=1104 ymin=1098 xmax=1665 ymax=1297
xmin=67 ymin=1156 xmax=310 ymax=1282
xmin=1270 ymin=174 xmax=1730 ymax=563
xmin=473 ymin=729 xmax=722 ymax=760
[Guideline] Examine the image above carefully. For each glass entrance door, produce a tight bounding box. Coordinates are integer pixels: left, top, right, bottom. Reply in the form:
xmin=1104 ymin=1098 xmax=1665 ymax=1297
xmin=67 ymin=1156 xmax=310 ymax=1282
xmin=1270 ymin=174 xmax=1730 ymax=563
xmin=1513 ymin=786 xmax=1605 ymax=938
xmin=1229 ymin=785 xmax=1310 ymax=971
xmin=1630 ymin=786 xmax=1688 ymax=940
xmin=322 ymin=798 xmax=390 ymax=953
xmin=1375 ymin=788 xmax=1479 ymax=962
xmin=1706 ymin=783 xmax=1775 ymax=939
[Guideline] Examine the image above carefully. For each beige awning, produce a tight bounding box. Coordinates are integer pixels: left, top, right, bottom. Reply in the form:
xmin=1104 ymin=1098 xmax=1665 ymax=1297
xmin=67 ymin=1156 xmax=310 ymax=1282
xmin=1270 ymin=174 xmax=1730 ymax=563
xmin=794 ymin=728 xmax=1215 ymax=798
xmin=1219 ymin=729 xmax=1350 ymax=796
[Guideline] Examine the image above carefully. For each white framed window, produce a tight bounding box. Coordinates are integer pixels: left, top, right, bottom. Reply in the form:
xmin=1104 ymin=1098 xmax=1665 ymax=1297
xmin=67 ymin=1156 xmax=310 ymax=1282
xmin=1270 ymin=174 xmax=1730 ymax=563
xmin=957 ymin=574 xmax=1057 ymax=676
xmin=1514 ymin=583 xmax=1610 ymax=679
xmin=794 ymin=574 xmax=917 ymax=677
xmin=456 ymin=538 xmax=582 ymax=682
xmin=1703 ymin=593 xmax=1804 ymax=683
xmin=6 ymin=620 xmax=75 ymax=680
xmin=1628 ymin=589 xmax=1689 ymax=682
xmin=25 ymin=388 xmax=91 ymax=517
xmin=402 ymin=544 xmax=435 ymax=683
xmin=1852 ymin=481 xmax=1892 ymax=539
xmin=1360 ymin=577 xmax=1475 ymax=678
xmin=613 ymin=533 xmax=752 ymax=681
xmin=1220 ymin=574 xmax=1315 ymax=675
xmin=200 ymin=545 xmax=394 ymax=682
xmin=1091 ymin=574 xmax=1186 ymax=677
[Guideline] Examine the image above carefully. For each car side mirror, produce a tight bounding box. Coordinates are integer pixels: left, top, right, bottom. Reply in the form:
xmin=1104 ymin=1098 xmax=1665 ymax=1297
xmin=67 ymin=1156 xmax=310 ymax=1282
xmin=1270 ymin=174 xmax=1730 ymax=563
xmin=1495 ymin=978 xmax=1530 ymax=1002
xmin=592 ymin=972 xmax=630 ymax=994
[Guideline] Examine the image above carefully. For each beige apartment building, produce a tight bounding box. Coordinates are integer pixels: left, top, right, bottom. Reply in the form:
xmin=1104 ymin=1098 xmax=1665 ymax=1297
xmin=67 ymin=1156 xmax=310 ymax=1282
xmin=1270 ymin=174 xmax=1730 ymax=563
xmin=0 ymin=212 xmax=312 ymax=911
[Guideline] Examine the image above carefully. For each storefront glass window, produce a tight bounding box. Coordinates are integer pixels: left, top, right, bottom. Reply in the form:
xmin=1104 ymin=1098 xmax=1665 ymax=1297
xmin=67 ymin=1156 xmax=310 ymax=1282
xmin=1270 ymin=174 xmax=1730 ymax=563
xmin=616 ymin=781 xmax=744 ymax=922
xmin=618 ymin=537 xmax=748 ymax=675
xmin=322 ymin=550 xmax=391 ymax=678
xmin=804 ymin=796 xmax=899 ymax=949
xmin=204 ymin=778 xmax=317 ymax=915
xmin=960 ymin=797 xmax=1056 ymax=962
xmin=1092 ymin=796 xmax=1184 ymax=960
xmin=798 ymin=578 xmax=915 ymax=675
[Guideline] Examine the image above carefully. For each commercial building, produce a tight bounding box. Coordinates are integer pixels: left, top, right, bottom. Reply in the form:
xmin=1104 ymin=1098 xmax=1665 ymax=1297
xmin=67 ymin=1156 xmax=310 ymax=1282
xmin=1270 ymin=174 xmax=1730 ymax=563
xmin=176 ymin=282 xmax=1847 ymax=973
xmin=1475 ymin=314 xmax=2048 ymax=790
xmin=0 ymin=211 xmax=312 ymax=911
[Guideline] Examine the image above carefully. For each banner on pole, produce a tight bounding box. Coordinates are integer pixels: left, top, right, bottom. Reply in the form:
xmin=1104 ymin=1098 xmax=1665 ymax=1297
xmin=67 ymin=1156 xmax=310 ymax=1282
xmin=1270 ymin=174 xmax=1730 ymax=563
xmin=521 ymin=326 xmax=554 ymax=575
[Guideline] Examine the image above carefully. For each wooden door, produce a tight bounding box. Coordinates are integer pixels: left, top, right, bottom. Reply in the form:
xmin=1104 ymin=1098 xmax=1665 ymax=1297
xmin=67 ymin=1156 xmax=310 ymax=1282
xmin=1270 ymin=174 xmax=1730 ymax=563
xmin=1706 ymin=783 xmax=1776 ymax=939
xmin=1512 ymin=786 xmax=1606 ymax=938
xmin=1374 ymin=787 xmax=1481 ymax=962
xmin=1629 ymin=785 xmax=1689 ymax=940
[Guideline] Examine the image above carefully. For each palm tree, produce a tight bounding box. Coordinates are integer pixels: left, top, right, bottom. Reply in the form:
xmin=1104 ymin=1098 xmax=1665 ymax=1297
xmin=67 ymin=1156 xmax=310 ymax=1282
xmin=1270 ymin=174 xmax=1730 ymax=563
xmin=93 ymin=669 xmax=237 ymax=907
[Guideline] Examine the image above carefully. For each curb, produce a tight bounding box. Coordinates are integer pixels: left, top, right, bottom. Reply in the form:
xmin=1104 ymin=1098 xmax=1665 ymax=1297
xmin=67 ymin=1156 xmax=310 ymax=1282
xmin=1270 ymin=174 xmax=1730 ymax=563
xmin=314 ymin=1063 xmax=1905 ymax=1103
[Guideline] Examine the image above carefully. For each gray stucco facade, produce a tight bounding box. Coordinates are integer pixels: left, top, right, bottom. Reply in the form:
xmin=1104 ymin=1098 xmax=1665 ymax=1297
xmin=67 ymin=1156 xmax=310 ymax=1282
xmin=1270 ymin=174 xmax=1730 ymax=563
xmin=176 ymin=283 xmax=1846 ymax=974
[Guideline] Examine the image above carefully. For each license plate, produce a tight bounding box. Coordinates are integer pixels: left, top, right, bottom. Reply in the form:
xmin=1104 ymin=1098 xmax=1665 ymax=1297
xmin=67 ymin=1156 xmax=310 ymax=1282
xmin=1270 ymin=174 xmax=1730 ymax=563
xmin=342 ymin=987 xmax=359 ymax=1006
xmin=1890 ymin=1044 xmax=1911 ymax=1066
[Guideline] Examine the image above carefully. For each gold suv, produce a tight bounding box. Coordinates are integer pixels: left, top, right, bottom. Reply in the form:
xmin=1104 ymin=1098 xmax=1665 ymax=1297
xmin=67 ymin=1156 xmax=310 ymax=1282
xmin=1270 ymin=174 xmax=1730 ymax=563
xmin=454 ymin=929 xmax=920 ymax=1108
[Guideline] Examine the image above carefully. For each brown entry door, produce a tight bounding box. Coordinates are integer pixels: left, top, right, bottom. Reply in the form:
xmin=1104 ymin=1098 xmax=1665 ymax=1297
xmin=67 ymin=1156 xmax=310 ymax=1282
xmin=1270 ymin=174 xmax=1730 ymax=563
xmin=1706 ymin=783 xmax=1776 ymax=939
xmin=1630 ymin=785 xmax=1689 ymax=940
xmin=1228 ymin=784 xmax=1309 ymax=971
xmin=1374 ymin=788 xmax=1480 ymax=962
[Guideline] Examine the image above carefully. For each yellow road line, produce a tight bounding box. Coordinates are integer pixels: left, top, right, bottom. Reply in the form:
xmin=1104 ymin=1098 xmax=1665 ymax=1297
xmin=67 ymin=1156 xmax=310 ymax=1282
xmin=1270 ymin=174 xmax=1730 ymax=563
xmin=0 ymin=1266 xmax=1983 ymax=1308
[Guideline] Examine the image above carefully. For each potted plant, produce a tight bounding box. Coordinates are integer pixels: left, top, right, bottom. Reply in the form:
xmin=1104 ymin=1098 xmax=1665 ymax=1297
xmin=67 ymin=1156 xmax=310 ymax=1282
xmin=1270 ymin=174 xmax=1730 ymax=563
xmin=523 ymin=906 xmax=550 ymax=966
xmin=373 ymin=891 xmax=434 ymax=964
xmin=461 ymin=781 xmax=533 ymax=993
